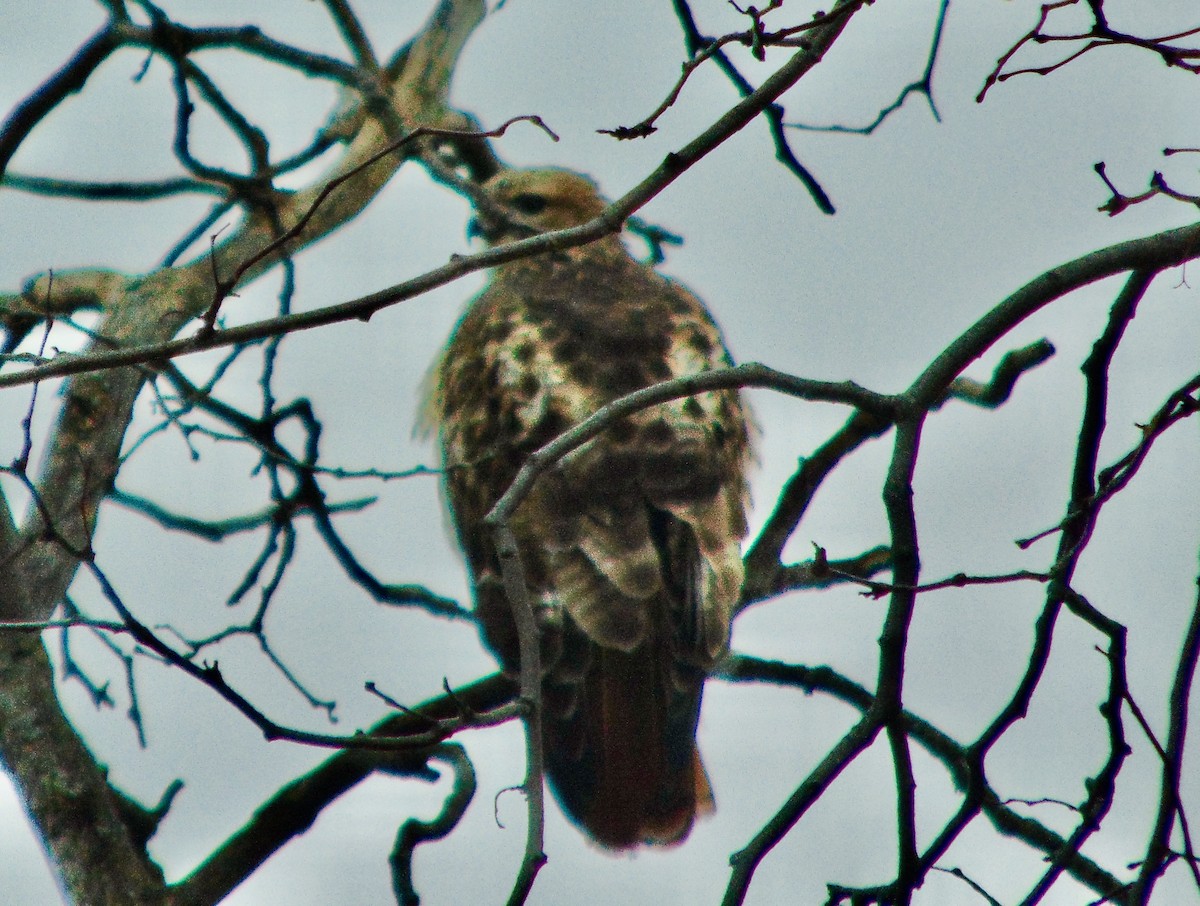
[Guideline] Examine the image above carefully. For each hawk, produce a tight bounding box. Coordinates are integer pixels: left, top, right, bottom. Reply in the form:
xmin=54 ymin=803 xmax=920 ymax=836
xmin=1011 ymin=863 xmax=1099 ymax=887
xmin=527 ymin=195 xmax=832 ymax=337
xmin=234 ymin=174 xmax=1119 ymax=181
xmin=429 ymin=168 xmax=751 ymax=848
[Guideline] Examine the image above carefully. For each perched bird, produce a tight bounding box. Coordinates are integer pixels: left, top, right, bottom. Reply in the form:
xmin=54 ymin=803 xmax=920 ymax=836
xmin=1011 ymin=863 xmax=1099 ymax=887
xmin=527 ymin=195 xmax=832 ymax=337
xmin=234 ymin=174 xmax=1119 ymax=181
xmin=428 ymin=167 xmax=751 ymax=849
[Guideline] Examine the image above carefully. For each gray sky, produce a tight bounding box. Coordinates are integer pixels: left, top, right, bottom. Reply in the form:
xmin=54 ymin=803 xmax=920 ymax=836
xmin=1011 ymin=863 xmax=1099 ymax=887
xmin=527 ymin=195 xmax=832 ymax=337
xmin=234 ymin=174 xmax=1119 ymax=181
xmin=2 ymin=1 xmax=1199 ymax=903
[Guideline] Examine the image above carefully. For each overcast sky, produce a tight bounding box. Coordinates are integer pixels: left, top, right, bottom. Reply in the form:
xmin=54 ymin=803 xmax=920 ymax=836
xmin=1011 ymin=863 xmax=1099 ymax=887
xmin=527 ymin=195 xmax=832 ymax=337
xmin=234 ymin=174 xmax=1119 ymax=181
xmin=2 ymin=1 xmax=1199 ymax=904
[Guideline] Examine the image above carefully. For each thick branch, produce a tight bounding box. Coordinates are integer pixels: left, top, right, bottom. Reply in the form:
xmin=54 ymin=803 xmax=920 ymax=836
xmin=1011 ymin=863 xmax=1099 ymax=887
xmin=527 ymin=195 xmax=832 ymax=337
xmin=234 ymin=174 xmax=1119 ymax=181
xmin=0 ymin=0 xmax=485 ymax=618
xmin=0 ymin=635 xmax=167 ymax=902
xmin=172 ymin=674 xmax=514 ymax=905
xmin=0 ymin=5 xmax=487 ymax=905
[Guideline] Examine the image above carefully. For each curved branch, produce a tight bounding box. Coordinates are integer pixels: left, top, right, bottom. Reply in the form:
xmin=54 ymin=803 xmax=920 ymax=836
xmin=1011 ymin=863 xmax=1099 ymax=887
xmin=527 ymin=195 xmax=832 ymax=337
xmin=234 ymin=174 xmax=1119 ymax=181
xmin=906 ymin=230 xmax=1197 ymax=410
xmin=172 ymin=676 xmax=514 ymax=906
xmin=0 ymin=24 xmax=120 ymax=182
xmin=716 ymin=655 xmax=1130 ymax=901
xmin=391 ymin=744 xmax=477 ymax=906
xmin=487 ymin=364 xmax=893 ymax=531
xmin=121 ymin=21 xmax=364 ymax=88
xmin=743 ymin=338 xmax=1055 ymax=598
xmin=723 ymin=713 xmax=881 ymax=906
xmin=787 ymin=0 xmax=948 ymax=135
xmin=1130 ymin=580 xmax=1200 ymax=901
xmin=1 ymin=173 xmax=223 ymax=200
xmin=81 ymin=557 xmax=515 ymax=753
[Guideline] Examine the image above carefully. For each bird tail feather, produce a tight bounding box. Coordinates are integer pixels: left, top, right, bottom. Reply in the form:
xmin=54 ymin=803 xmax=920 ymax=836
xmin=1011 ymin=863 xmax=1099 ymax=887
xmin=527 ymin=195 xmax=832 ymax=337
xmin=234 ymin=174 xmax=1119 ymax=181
xmin=543 ymin=637 xmax=711 ymax=849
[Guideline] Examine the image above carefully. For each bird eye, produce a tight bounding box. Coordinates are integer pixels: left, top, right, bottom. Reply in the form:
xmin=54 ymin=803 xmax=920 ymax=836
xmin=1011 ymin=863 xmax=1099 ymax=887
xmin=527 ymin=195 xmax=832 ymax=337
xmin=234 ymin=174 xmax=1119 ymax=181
xmin=510 ymin=193 xmax=548 ymax=215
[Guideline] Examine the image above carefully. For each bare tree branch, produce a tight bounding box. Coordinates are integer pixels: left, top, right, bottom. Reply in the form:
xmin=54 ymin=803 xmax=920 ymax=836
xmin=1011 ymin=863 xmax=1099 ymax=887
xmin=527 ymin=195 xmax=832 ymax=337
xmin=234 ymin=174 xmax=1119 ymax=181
xmin=172 ymin=675 xmax=515 ymax=905
xmin=788 ymin=0 xmax=948 ymax=134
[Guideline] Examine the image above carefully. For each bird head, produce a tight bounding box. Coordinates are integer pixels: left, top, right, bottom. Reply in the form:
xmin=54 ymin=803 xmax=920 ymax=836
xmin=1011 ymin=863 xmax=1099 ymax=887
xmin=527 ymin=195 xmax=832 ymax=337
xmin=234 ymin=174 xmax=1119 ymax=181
xmin=468 ymin=168 xmax=610 ymax=245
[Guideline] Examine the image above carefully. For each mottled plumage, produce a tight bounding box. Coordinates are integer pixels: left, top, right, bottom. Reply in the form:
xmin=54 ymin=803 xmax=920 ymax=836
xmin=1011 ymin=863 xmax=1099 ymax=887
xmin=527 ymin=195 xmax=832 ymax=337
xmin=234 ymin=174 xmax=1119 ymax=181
xmin=429 ymin=168 xmax=751 ymax=848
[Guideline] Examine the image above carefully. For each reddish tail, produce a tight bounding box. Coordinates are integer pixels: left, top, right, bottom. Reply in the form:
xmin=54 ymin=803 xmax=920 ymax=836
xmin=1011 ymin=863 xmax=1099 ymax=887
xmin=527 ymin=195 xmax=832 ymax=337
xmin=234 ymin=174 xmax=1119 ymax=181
xmin=542 ymin=636 xmax=713 ymax=849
